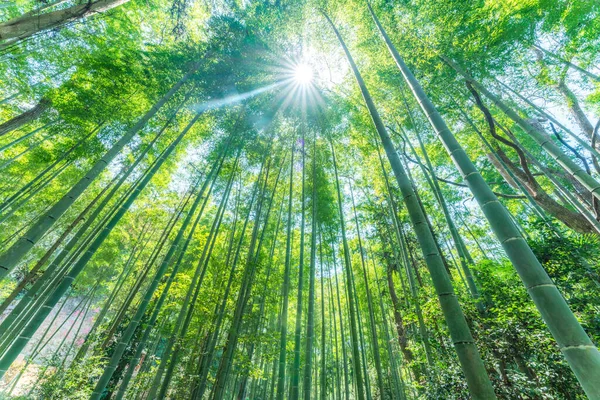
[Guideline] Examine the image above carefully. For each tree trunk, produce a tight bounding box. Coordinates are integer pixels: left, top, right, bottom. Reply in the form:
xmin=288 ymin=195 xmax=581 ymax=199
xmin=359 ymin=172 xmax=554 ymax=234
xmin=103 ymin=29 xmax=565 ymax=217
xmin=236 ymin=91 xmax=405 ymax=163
xmin=193 ymin=160 xmax=253 ymax=400
xmin=555 ymin=80 xmax=595 ymax=140
xmin=496 ymin=79 xmax=600 ymax=160
xmin=0 ymin=0 xmax=130 ymax=41
xmin=210 ymin=154 xmax=270 ymax=400
xmin=386 ymin=266 xmax=413 ymax=364
xmin=0 ymin=67 xmax=196 ymax=280
xmin=492 ymin=148 xmax=597 ymax=234
xmin=289 ymin=133 xmax=306 ymax=400
xmin=532 ymin=44 xmax=600 ymax=82
xmin=107 ymin=134 xmax=230 ymax=400
xmin=0 ymin=98 xmax=51 ymax=136
xmin=372 ymin=255 xmax=406 ymax=399
xmin=150 ymin=163 xmax=235 ymax=399
xmin=0 ymin=160 xmax=143 ymax=345
xmin=350 ymin=182 xmax=385 ymax=396
xmin=395 ymin=122 xmax=481 ymax=302
xmin=0 ymin=181 xmax=109 ymax=317
xmin=276 ymin=142 xmax=295 ymax=400
xmin=467 ymin=80 xmax=599 ymax=235
xmin=331 ymin=245 xmax=350 ymax=400
xmin=327 ymin=10 xmax=495 ymax=399
xmin=331 ymin=140 xmax=365 ymax=400
xmin=0 ymin=122 xmax=102 ymax=215
xmin=0 ymin=112 xmax=202 ymax=383
xmin=318 ymin=232 xmax=327 ymax=400
xmin=448 ymin=58 xmax=600 ymax=202
xmin=302 ymin=135 xmax=318 ymax=400
xmin=367 ymin=5 xmax=600 ymax=397
xmin=458 ymin=102 xmax=595 ymax=235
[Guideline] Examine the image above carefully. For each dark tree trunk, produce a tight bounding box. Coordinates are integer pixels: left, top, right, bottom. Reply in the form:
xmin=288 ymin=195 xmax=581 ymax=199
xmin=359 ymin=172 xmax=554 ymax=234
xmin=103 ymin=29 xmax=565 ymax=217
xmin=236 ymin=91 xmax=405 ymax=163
xmin=386 ymin=266 xmax=412 ymax=363
xmin=0 ymin=98 xmax=51 ymax=137
xmin=492 ymin=148 xmax=597 ymax=234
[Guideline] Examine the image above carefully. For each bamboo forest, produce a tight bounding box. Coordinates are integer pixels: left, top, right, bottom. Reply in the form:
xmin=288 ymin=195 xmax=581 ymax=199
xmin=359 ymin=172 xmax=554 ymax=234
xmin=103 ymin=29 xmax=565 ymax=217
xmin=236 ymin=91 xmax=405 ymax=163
xmin=1 ymin=0 xmax=600 ymax=399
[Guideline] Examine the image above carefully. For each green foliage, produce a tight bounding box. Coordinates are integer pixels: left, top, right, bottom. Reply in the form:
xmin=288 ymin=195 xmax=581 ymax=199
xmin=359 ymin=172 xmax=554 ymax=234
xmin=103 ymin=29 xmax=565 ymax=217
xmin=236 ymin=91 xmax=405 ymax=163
xmin=33 ymin=356 xmax=105 ymax=399
xmin=0 ymin=0 xmax=599 ymax=399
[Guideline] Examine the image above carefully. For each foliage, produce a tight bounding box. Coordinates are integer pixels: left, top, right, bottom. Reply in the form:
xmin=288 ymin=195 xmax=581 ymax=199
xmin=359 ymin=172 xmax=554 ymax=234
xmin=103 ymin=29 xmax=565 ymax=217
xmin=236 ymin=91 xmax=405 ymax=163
xmin=0 ymin=0 xmax=599 ymax=399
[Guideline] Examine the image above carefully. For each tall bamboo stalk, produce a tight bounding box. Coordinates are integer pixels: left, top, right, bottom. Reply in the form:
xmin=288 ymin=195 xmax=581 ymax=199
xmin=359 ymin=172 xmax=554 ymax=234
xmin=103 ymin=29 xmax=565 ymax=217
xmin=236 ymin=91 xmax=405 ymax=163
xmin=330 ymin=139 xmax=366 ymax=400
xmin=0 ymin=112 xmax=203 ymax=382
xmin=324 ymin=10 xmax=496 ymax=399
xmin=0 ymin=71 xmax=197 ymax=279
xmin=302 ymin=134 xmax=318 ymax=400
xmin=276 ymin=141 xmax=295 ymax=400
xmin=366 ymin=4 xmax=600 ymax=396
xmin=289 ymin=131 xmax=307 ymax=400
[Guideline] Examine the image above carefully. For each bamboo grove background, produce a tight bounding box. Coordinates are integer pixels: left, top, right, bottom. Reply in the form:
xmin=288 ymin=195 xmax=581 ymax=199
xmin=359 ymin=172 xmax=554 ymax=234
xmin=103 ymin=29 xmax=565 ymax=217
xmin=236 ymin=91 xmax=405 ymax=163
xmin=0 ymin=0 xmax=599 ymax=399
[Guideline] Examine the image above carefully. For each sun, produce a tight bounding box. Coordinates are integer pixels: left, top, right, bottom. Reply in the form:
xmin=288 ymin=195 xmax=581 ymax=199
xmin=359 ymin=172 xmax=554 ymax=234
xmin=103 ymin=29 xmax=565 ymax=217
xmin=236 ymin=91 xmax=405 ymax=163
xmin=293 ymin=63 xmax=313 ymax=85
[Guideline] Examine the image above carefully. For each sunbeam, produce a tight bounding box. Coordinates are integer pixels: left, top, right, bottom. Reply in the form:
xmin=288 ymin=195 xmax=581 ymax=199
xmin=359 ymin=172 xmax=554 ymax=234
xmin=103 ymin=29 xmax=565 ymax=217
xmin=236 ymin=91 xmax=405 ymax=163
xmin=188 ymin=79 xmax=291 ymax=113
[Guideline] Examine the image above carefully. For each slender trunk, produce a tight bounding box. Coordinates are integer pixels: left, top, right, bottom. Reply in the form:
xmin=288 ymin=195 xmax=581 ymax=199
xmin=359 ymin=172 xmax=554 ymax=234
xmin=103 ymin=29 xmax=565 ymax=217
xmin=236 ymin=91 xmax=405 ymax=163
xmin=331 ymin=244 xmax=350 ymax=400
xmin=210 ymin=154 xmax=270 ymax=400
xmin=494 ymin=145 xmax=596 ymax=233
xmin=0 ymin=98 xmax=51 ymax=136
xmin=330 ymin=140 xmax=365 ymax=400
xmin=59 ymin=284 xmax=98 ymax=370
xmin=467 ymin=82 xmax=598 ymax=234
xmin=0 ymin=122 xmax=102 ymax=215
xmin=74 ymin=229 xmax=149 ymax=362
xmin=302 ymin=135 xmax=318 ymax=400
xmin=235 ymin=156 xmax=287 ymax=400
xmin=97 ymin=134 xmax=229 ymax=400
xmin=100 ymin=248 xmax=155 ymax=349
xmin=495 ymin=79 xmax=600 ymax=160
xmin=0 ymin=117 xmax=162 ymax=319
xmin=276 ymin=143 xmax=295 ymax=400
xmin=290 ymin=134 xmax=306 ymax=400
xmin=0 ymin=128 xmax=60 ymax=169
xmin=456 ymin=102 xmax=586 ymax=235
xmin=396 ymin=122 xmax=481 ymax=302
xmin=150 ymin=165 xmax=235 ymax=399
xmin=0 ymin=121 xmax=54 ymax=153
xmin=532 ymin=44 xmax=600 ymax=82
xmin=386 ymin=262 xmax=412 ymax=362
xmin=318 ymin=230 xmax=327 ymax=400
xmin=0 ymin=181 xmax=109 ymax=316
xmin=368 ymin=5 xmax=600 ymax=397
xmin=0 ymin=168 xmax=144 ymax=348
xmin=448 ymin=58 xmax=600 ymax=201
xmin=352 ymin=250 xmax=373 ymax=400
xmin=0 ymin=162 xmax=74 ymax=226
xmin=349 ymin=182 xmax=385 ymax=396
xmin=192 ymin=177 xmax=246 ymax=400
xmin=0 ymin=112 xmax=202 ymax=381
xmin=371 ymin=254 xmax=406 ymax=399
xmin=397 ymin=225 xmax=434 ymax=367
xmin=328 ymin=9 xmax=495 ymax=398
xmin=326 ymin=267 xmax=341 ymax=400
xmin=6 ymin=287 xmax=84 ymax=393
xmin=0 ymin=0 xmax=130 ymax=41
xmin=375 ymin=147 xmax=416 ymax=303
xmin=237 ymin=198 xmax=284 ymax=400
xmin=0 ymin=69 xmax=197 ymax=279
xmin=555 ymin=80 xmax=595 ymax=139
